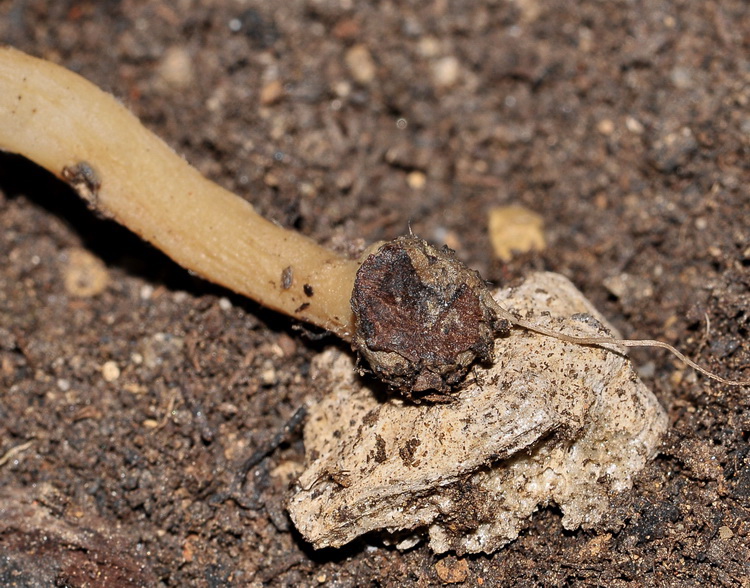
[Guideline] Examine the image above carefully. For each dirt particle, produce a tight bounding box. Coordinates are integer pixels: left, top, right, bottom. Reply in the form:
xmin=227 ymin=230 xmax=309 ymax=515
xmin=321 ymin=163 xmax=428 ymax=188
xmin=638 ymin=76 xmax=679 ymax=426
xmin=333 ymin=18 xmax=360 ymax=40
xmin=418 ymin=36 xmax=441 ymax=58
xmin=182 ymin=533 xmax=200 ymax=563
xmin=648 ymin=126 xmax=698 ymax=172
xmin=101 ymin=360 xmax=120 ymax=382
xmin=157 ymin=46 xmax=195 ymax=90
xmin=407 ymin=170 xmax=426 ymax=190
xmin=488 ymin=205 xmax=546 ymax=262
xmin=718 ymin=525 xmax=734 ymax=540
xmin=434 ymin=556 xmax=469 ymax=583
xmin=276 ymin=333 xmax=297 ymax=357
xmin=431 ymin=55 xmax=461 ymax=88
xmin=345 ymin=44 xmax=376 ymax=85
xmin=596 ymin=118 xmax=615 ymax=136
xmin=399 ymin=437 xmax=421 ymax=467
xmin=626 ymin=115 xmax=645 ymax=134
xmin=372 ymin=434 xmax=387 ymax=464
xmin=260 ymin=79 xmax=284 ymax=106
xmin=362 ymin=409 xmax=379 ymax=427
xmin=580 ymin=533 xmax=613 ymax=558
xmin=281 ymin=266 xmax=293 ymax=290
xmin=62 ymin=248 xmax=109 ymax=297
xmin=260 ymin=361 xmax=278 ymax=386
xmin=61 ymin=161 xmax=101 ymax=209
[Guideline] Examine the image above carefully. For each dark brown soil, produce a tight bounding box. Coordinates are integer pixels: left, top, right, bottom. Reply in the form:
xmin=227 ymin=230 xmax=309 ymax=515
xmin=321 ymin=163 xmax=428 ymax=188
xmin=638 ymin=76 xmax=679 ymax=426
xmin=2 ymin=1 xmax=749 ymax=586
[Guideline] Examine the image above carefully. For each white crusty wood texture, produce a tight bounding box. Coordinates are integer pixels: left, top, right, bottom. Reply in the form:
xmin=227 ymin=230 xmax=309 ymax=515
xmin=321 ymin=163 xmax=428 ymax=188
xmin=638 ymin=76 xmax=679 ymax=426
xmin=288 ymin=272 xmax=668 ymax=554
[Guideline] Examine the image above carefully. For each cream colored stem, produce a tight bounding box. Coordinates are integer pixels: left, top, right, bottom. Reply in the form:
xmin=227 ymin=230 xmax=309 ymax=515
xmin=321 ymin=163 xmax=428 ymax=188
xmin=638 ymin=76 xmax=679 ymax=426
xmin=0 ymin=47 xmax=359 ymax=339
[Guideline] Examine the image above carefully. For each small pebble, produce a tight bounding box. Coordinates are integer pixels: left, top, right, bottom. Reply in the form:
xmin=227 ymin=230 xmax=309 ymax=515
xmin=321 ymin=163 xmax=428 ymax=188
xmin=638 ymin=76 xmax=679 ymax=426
xmin=488 ymin=205 xmax=546 ymax=262
xmin=718 ymin=525 xmax=734 ymax=540
xmin=333 ymin=80 xmax=351 ymax=98
xmin=140 ymin=284 xmax=154 ymax=300
xmin=101 ymin=361 xmax=120 ymax=382
xmin=260 ymin=361 xmax=277 ymax=385
xmin=260 ymin=79 xmax=284 ymax=105
xmin=158 ymin=46 xmax=195 ymax=89
xmin=406 ymin=170 xmax=426 ymax=190
xmin=626 ymin=116 xmax=644 ymax=134
xmin=345 ymin=44 xmax=376 ymax=85
xmin=333 ymin=18 xmax=360 ymax=40
xmin=431 ymin=55 xmax=461 ymax=88
xmin=597 ymin=118 xmax=615 ymax=136
xmin=63 ymin=248 xmax=109 ymax=297
xmin=434 ymin=557 xmax=469 ymax=583
xmin=417 ymin=36 xmax=440 ymax=57
xmin=602 ymin=272 xmax=653 ymax=301
xmin=276 ymin=333 xmax=297 ymax=357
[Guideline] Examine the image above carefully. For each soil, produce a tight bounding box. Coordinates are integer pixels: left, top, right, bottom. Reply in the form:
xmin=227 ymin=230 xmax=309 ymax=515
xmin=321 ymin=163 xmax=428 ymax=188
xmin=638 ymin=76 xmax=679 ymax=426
xmin=1 ymin=1 xmax=749 ymax=586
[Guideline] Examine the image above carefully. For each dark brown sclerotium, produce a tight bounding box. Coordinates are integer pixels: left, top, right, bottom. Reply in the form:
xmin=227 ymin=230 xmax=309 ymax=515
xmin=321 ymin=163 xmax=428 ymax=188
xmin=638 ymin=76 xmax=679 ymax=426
xmin=351 ymin=236 xmax=510 ymax=398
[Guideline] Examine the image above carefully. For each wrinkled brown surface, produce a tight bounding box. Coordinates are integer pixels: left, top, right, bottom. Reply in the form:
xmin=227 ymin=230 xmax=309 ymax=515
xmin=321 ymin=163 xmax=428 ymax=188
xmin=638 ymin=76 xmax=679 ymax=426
xmin=352 ymin=237 xmax=507 ymax=397
xmin=1 ymin=1 xmax=749 ymax=586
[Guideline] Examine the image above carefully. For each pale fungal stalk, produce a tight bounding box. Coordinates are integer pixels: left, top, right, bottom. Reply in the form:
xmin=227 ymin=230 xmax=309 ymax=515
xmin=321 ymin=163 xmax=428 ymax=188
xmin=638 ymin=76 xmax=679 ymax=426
xmin=0 ymin=46 xmax=360 ymax=340
xmin=1 ymin=46 xmax=747 ymax=395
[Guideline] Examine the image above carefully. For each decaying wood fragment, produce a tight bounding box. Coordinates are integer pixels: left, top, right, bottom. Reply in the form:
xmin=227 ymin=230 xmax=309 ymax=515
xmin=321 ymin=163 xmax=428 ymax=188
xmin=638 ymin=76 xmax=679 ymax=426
xmin=289 ymin=272 xmax=668 ymax=554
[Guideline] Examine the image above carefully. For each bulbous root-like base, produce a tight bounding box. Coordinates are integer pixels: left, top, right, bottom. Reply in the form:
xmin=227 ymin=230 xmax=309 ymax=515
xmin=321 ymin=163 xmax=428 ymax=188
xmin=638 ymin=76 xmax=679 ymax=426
xmin=351 ymin=237 xmax=510 ymax=399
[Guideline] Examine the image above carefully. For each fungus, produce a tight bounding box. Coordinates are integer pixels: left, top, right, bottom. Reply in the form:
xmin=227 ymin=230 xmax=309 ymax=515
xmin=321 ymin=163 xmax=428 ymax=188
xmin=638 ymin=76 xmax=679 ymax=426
xmin=2 ymin=46 xmax=748 ymax=555
xmin=0 ymin=47 xmax=505 ymax=392
xmin=0 ymin=46 xmax=360 ymax=340
xmin=1 ymin=45 xmax=747 ymax=397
